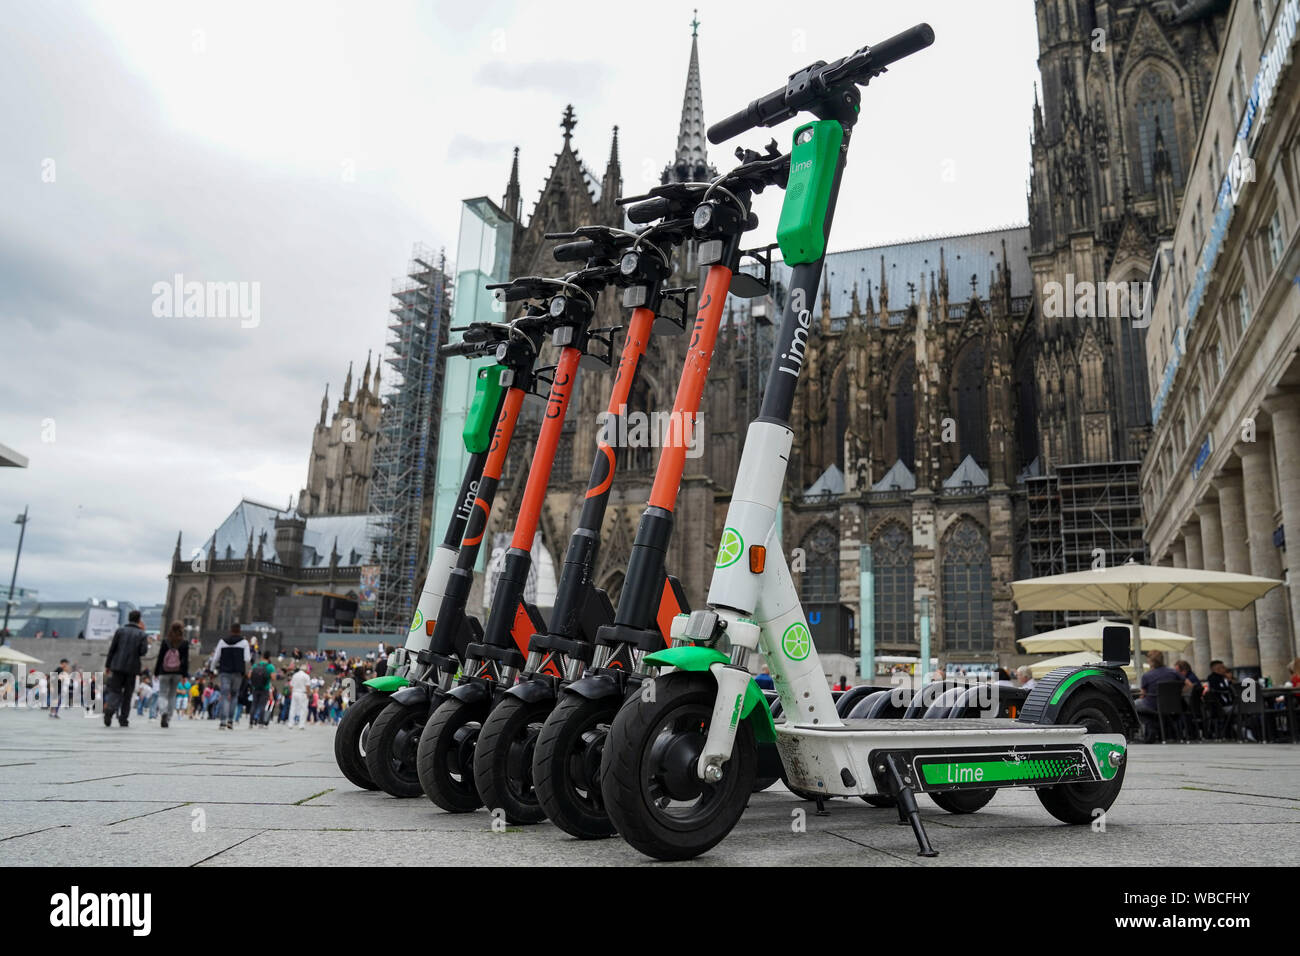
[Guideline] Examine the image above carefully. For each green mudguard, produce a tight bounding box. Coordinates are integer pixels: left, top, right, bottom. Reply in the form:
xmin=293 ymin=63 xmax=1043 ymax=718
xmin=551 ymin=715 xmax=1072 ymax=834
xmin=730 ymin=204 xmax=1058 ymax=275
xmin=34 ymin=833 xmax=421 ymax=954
xmin=644 ymin=645 xmax=776 ymax=743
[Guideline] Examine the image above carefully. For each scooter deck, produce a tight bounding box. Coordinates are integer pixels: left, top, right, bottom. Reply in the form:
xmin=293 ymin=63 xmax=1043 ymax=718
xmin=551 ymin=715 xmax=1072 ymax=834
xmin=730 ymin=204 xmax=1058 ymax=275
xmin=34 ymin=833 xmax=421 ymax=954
xmin=783 ymin=717 xmax=1084 ymax=735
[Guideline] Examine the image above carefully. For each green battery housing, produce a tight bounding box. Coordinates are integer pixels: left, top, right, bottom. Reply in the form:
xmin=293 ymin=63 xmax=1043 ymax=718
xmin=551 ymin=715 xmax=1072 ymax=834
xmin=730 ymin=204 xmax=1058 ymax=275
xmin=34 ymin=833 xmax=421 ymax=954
xmin=463 ymin=364 xmax=506 ymax=453
xmin=776 ymin=120 xmax=844 ymax=265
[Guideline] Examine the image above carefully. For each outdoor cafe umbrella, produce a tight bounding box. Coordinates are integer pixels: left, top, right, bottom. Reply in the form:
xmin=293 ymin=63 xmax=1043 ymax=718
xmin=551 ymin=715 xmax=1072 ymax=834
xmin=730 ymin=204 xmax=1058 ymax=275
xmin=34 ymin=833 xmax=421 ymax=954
xmin=1027 ymin=650 xmax=1143 ymax=681
xmin=1017 ymin=619 xmax=1194 ymax=655
xmin=0 ymin=644 xmax=44 ymax=665
xmin=1011 ymin=561 xmax=1282 ymax=675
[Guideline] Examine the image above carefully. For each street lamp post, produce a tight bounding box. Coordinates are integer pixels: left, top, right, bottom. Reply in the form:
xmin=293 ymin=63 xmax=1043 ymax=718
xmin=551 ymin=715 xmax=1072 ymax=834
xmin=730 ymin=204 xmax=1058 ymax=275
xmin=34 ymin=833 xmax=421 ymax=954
xmin=2 ymin=507 xmax=29 ymax=641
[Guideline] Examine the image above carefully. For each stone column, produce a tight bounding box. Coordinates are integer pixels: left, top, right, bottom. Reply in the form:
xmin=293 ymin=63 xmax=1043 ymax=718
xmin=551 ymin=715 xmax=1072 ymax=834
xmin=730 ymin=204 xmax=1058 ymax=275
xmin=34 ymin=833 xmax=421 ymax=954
xmin=1169 ymin=539 xmax=1194 ymax=643
xmin=1262 ymin=391 xmax=1300 ymax=662
xmin=1236 ymin=438 xmax=1293 ymax=684
xmin=1181 ymin=524 xmax=1212 ymax=676
xmin=1213 ymin=473 xmax=1259 ymax=671
xmin=1194 ymin=500 xmax=1233 ymax=665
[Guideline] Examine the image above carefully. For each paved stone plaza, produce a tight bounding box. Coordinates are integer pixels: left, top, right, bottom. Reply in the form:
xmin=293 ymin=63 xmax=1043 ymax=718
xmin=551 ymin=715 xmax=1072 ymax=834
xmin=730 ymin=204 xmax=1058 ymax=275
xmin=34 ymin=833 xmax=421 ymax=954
xmin=1 ymin=707 xmax=1296 ymax=866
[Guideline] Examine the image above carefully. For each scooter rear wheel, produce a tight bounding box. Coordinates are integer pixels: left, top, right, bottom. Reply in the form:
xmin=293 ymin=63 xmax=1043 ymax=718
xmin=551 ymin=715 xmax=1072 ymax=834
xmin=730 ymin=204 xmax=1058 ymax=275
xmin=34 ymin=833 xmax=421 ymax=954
xmin=1035 ymin=688 xmax=1127 ymax=824
xmin=602 ymin=672 xmax=755 ymax=861
xmin=533 ymin=692 xmax=619 ymax=839
xmin=333 ymin=691 xmax=389 ymax=791
xmin=473 ymin=695 xmax=551 ymax=825
xmin=417 ymin=697 xmax=486 ymax=812
xmin=364 ymin=699 xmax=427 ymax=798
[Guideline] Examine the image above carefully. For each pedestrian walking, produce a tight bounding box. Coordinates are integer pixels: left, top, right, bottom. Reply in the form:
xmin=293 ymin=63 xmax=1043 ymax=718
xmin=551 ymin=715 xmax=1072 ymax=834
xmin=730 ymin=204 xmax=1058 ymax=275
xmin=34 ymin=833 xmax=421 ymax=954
xmin=48 ymin=659 xmax=69 ymax=718
xmin=103 ymin=610 xmax=149 ymax=727
xmin=289 ymin=664 xmax=310 ymax=729
xmin=248 ymin=651 xmax=275 ymax=726
xmin=209 ymin=624 xmax=251 ymax=729
xmin=154 ymin=623 xmax=189 ymax=728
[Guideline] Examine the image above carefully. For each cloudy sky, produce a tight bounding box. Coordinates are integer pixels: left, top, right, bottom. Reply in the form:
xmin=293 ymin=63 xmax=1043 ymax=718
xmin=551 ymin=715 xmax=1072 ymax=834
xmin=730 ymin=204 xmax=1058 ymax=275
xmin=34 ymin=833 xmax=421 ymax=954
xmin=0 ymin=0 xmax=1039 ymax=605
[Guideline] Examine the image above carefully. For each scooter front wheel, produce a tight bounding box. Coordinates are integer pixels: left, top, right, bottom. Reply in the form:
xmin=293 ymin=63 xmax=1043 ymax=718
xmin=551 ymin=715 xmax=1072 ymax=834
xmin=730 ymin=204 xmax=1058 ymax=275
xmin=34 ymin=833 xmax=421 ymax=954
xmin=472 ymin=695 xmax=551 ymax=825
xmin=416 ymin=697 xmax=486 ymax=812
xmin=333 ymin=691 xmax=389 ymax=791
xmin=533 ymin=692 xmax=619 ymax=839
xmin=601 ymin=672 xmax=755 ymax=861
xmin=364 ymin=699 xmax=428 ymax=798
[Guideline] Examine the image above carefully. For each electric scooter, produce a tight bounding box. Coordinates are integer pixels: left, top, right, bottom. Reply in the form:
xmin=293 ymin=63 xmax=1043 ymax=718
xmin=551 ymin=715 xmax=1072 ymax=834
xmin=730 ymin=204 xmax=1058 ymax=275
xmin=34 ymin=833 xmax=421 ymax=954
xmin=470 ymin=216 xmax=699 ymax=823
xmin=333 ymin=314 xmax=545 ymax=791
xmin=601 ymin=23 xmax=1138 ymax=861
xmin=360 ymin=305 xmax=556 ymax=796
xmin=530 ymin=147 xmax=790 ymax=839
xmin=414 ymin=255 xmax=634 ymax=811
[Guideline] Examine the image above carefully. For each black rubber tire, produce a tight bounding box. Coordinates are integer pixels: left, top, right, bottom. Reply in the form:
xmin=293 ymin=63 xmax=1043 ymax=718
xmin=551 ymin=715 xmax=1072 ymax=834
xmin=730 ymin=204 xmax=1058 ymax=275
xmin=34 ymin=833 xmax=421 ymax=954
xmin=533 ymin=692 xmax=620 ymax=839
xmin=472 ymin=694 xmax=551 ymax=825
xmin=601 ymin=672 xmax=756 ymax=861
xmin=861 ymin=794 xmax=896 ymax=807
xmin=363 ymin=699 xmax=427 ymax=798
xmin=1036 ymin=688 xmax=1128 ymax=824
xmin=333 ymin=691 xmax=389 ymax=791
xmin=930 ymin=789 xmax=996 ymax=813
xmin=416 ymin=696 xmax=487 ymax=812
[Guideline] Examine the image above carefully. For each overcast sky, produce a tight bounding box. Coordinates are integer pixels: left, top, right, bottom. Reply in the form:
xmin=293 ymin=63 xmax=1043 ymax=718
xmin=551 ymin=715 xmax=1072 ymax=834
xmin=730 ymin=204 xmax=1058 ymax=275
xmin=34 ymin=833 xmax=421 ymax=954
xmin=0 ymin=0 xmax=1040 ymax=606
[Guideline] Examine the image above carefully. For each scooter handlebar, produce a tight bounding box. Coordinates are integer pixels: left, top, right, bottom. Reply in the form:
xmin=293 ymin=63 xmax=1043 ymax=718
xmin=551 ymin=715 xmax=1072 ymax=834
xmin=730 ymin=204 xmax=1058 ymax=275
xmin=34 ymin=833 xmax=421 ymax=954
xmin=706 ymin=23 xmax=933 ymax=144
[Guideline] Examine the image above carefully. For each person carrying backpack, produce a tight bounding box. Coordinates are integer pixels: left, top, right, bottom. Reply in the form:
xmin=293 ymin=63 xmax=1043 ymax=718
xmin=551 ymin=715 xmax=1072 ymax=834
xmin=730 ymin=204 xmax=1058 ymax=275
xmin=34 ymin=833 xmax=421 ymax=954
xmin=209 ymin=623 xmax=251 ymax=729
xmin=249 ymin=651 xmax=275 ymax=727
xmin=154 ymin=623 xmax=189 ymax=729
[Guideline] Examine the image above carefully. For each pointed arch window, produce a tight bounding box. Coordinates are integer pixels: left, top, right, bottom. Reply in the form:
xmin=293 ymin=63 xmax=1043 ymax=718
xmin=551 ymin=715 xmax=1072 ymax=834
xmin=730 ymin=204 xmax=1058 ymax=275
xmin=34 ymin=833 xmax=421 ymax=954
xmin=889 ymin=356 xmax=916 ymax=470
xmin=800 ymin=523 xmax=839 ymax=604
xmin=215 ymin=588 xmax=238 ymax=633
xmin=954 ymin=342 xmax=989 ymax=467
xmin=1135 ymin=71 xmax=1183 ymax=191
xmin=941 ymin=520 xmax=992 ymax=653
xmin=872 ymin=522 xmax=914 ymax=647
xmin=181 ymin=589 xmax=202 ymax=633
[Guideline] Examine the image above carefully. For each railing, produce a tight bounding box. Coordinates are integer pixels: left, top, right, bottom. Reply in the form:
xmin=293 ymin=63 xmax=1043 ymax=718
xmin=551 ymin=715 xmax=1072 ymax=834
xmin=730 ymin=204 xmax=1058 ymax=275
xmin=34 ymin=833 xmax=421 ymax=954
xmin=939 ymin=483 xmax=988 ymax=500
xmin=866 ymin=489 xmax=910 ymax=503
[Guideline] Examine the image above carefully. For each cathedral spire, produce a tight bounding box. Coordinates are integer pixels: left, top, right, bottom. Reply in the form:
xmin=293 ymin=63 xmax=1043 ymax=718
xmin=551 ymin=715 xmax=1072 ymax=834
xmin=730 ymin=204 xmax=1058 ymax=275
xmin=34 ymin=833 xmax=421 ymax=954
xmin=879 ymin=255 xmax=889 ymax=312
xmin=938 ymin=246 xmax=949 ymax=299
xmin=173 ymin=531 xmax=182 ymax=562
xmin=360 ymin=350 xmax=372 ymax=398
xmin=560 ymin=105 xmax=577 ymax=149
xmin=663 ymin=14 xmax=715 ymax=183
xmin=319 ymin=383 xmax=329 ymax=426
xmin=503 ymin=146 xmax=521 ymax=221
xmin=343 ymin=361 xmax=353 ymax=402
xmin=603 ymin=126 xmax=622 ymax=203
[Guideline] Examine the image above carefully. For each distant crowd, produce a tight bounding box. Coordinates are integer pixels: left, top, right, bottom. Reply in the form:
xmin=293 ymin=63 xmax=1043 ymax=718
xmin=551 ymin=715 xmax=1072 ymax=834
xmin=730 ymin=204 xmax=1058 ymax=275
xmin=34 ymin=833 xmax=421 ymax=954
xmin=39 ymin=611 xmax=390 ymax=729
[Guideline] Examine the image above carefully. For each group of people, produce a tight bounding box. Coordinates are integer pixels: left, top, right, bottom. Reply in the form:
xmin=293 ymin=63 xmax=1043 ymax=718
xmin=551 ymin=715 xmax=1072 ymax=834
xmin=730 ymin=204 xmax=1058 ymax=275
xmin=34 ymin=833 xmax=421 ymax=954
xmin=1133 ymin=650 xmax=1300 ymax=741
xmin=91 ymin=612 xmax=374 ymax=730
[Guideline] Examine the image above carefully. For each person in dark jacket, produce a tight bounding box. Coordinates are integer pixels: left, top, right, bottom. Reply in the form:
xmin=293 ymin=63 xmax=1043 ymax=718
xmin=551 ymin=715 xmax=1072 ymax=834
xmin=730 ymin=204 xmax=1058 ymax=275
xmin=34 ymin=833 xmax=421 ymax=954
xmin=209 ymin=623 xmax=251 ymax=729
xmin=154 ymin=623 xmax=190 ymax=728
xmin=104 ymin=611 xmax=149 ymax=727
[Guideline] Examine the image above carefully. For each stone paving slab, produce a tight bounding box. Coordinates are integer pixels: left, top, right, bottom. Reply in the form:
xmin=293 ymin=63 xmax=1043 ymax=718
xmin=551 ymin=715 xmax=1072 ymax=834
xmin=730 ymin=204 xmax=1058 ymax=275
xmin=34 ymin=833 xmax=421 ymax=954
xmin=0 ymin=708 xmax=1296 ymax=866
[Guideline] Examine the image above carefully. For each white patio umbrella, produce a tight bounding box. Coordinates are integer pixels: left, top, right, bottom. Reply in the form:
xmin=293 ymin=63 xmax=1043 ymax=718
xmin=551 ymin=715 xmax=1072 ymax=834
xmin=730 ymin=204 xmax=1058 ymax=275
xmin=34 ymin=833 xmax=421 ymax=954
xmin=0 ymin=644 xmax=44 ymax=665
xmin=1017 ymin=619 xmax=1194 ymax=655
xmin=1027 ymin=650 xmax=1143 ymax=681
xmin=1011 ymin=561 xmax=1282 ymax=675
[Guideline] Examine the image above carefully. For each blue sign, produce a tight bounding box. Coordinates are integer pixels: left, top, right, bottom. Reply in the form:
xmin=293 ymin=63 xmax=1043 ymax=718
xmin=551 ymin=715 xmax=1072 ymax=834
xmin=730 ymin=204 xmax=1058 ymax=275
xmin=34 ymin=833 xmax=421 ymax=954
xmin=1192 ymin=435 xmax=1212 ymax=476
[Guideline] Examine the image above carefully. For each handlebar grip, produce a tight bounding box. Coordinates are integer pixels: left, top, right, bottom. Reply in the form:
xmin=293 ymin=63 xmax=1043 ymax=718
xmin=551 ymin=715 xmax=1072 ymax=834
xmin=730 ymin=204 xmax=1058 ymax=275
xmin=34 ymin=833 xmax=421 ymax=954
xmin=627 ymin=196 xmax=669 ymax=224
xmin=439 ymin=341 xmax=481 ymax=357
xmin=708 ymin=99 xmax=764 ymax=146
xmin=553 ymin=240 xmax=596 ymax=262
xmin=865 ymin=23 xmax=934 ymax=72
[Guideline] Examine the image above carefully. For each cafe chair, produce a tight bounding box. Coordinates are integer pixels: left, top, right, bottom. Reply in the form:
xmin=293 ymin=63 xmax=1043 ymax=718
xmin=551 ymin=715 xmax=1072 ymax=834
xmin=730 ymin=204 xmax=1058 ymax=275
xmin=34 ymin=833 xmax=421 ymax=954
xmin=1230 ymin=684 xmax=1271 ymax=743
xmin=1155 ymin=681 xmax=1187 ymax=743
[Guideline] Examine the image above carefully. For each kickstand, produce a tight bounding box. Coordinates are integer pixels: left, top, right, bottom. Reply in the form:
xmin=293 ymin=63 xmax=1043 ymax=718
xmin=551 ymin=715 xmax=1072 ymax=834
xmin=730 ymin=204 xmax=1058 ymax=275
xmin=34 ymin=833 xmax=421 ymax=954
xmin=885 ymin=754 xmax=938 ymax=857
xmin=814 ymin=795 xmax=829 ymax=816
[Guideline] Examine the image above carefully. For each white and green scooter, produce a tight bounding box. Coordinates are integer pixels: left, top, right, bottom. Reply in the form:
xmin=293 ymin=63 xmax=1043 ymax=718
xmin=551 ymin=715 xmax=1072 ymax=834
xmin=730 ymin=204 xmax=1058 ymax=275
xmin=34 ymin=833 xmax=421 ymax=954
xmin=600 ymin=24 xmax=1139 ymax=860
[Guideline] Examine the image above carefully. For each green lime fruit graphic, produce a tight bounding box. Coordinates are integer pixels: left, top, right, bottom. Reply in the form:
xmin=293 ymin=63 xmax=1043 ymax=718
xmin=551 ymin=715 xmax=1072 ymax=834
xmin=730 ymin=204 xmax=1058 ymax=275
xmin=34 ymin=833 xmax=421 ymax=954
xmin=409 ymin=609 xmax=423 ymax=632
xmin=781 ymin=622 xmax=812 ymax=661
xmin=715 ymin=527 xmax=744 ymax=568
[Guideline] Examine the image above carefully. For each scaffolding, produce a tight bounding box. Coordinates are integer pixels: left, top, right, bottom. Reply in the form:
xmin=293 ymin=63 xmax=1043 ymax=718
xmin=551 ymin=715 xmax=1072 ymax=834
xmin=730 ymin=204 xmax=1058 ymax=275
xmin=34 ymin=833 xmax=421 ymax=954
xmin=1022 ymin=461 xmax=1145 ymax=632
xmin=367 ymin=244 xmax=452 ymax=635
